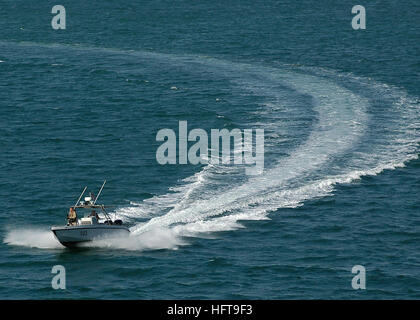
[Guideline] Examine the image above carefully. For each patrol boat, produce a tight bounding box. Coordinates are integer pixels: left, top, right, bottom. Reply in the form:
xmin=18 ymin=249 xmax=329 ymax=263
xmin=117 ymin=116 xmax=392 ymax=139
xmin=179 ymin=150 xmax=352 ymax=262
xmin=51 ymin=181 xmax=130 ymax=247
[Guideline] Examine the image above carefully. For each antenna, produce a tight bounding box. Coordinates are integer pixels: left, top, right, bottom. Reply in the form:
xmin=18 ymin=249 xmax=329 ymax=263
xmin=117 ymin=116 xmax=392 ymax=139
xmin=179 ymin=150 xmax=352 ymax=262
xmin=93 ymin=180 xmax=107 ymax=205
xmin=74 ymin=186 xmax=87 ymax=207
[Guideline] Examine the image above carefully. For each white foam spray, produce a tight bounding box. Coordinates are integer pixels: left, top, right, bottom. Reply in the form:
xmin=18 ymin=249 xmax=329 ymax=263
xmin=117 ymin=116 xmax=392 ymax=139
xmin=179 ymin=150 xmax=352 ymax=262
xmin=4 ymin=228 xmax=63 ymax=249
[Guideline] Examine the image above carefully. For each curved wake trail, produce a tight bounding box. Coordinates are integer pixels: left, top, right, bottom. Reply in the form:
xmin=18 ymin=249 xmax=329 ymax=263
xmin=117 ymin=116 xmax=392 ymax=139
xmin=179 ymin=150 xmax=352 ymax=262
xmin=121 ymin=57 xmax=419 ymax=242
xmin=2 ymin=41 xmax=419 ymax=250
xmin=130 ymin=66 xmax=369 ymax=234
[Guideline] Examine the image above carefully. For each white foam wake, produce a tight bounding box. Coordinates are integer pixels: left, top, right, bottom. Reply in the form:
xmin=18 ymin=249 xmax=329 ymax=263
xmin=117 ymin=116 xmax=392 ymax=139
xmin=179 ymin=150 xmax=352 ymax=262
xmin=129 ymin=67 xmax=368 ymax=234
xmin=80 ymin=227 xmax=187 ymax=251
xmin=120 ymin=57 xmax=419 ymax=245
xmin=2 ymin=42 xmax=419 ymax=251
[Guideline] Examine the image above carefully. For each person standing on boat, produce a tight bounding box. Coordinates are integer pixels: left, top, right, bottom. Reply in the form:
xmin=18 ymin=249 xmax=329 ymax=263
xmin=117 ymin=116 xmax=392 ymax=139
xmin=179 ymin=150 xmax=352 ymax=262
xmin=67 ymin=207 xmax=77 ymax=226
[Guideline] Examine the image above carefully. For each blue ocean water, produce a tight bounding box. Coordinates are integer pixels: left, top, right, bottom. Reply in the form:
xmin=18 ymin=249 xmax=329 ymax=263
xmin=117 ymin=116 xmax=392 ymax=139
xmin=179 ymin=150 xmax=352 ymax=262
xmin=0 ymin=0 xmax=419 ymax=299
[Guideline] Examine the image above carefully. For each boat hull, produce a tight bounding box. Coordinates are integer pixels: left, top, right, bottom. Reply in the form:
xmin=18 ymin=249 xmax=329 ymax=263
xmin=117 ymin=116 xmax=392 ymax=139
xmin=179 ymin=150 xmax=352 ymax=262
xmin=51 ymin=225 xmax=130 ymax=247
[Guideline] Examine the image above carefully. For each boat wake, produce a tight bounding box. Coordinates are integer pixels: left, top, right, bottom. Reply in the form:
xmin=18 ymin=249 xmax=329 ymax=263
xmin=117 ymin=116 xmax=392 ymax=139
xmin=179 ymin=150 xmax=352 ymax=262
xmin=2 ymin=42 xmax=419 ymax=251
xmin=114 ymin=56 xmax=420 ymax=251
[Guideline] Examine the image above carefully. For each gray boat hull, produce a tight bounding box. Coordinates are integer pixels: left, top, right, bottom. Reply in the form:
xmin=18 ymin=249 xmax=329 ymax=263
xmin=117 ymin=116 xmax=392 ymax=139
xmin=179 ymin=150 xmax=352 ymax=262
xmin=51 ymin=225 xmax=130 ymax=247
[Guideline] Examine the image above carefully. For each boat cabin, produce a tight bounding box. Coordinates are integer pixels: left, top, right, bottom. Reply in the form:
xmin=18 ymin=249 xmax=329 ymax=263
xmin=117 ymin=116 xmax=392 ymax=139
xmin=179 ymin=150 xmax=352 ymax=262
xmin=79 ymin=216 xmax=99 ymax=225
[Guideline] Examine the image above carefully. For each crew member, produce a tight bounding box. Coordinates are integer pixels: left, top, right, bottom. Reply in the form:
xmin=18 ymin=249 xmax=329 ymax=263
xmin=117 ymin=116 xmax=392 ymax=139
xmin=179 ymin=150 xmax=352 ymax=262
xmin=67 ymin=207 xmax=77 ymax=226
